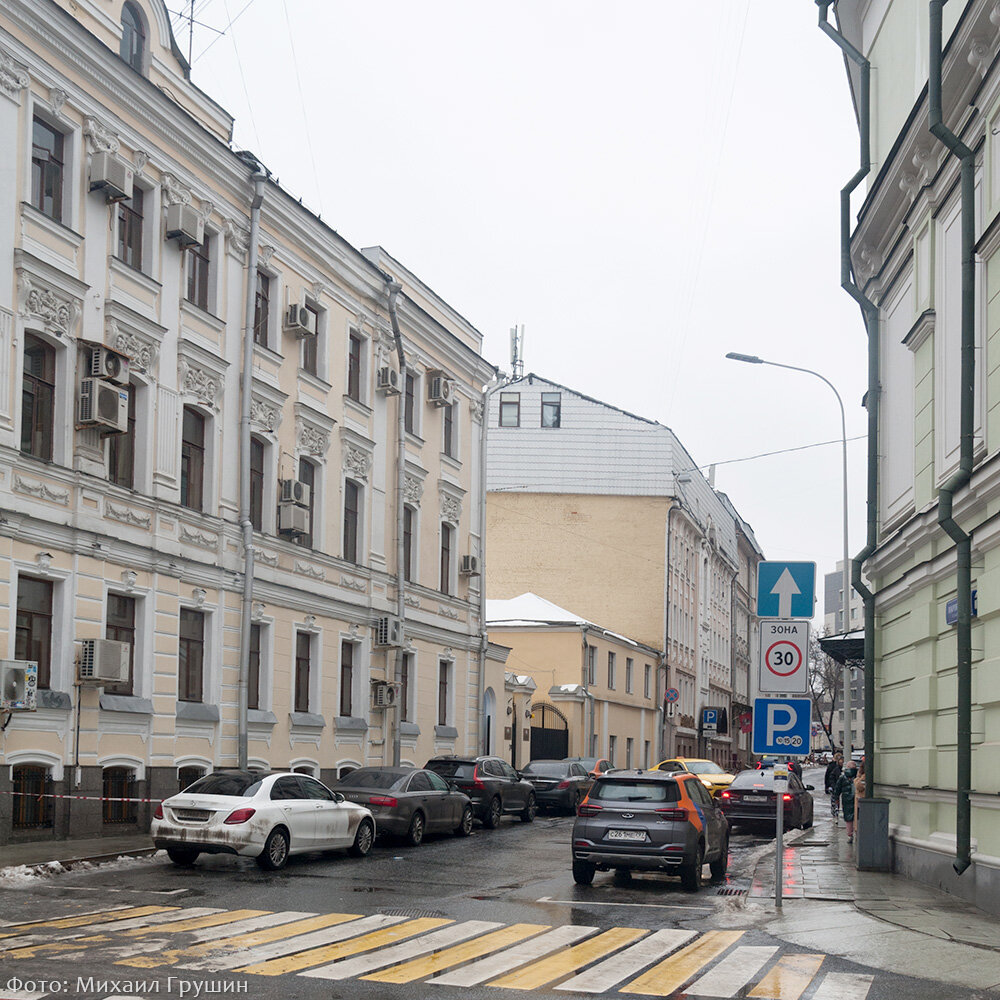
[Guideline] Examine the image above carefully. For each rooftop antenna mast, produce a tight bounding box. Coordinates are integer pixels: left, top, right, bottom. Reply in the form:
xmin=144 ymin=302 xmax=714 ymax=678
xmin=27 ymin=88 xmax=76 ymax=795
xmin=510 ymin=324 xmax=525 ymax=379
xmin=188 ymin=0 xmax=194 ymax=65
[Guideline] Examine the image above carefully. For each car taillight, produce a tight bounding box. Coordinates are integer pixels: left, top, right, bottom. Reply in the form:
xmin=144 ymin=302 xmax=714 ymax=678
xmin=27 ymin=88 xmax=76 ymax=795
xmin=223 ymin=807 xmax=256 ymax=825
xmin=782 ymin=794 xmax=793 ymax=801
xmin=577 ymin=801 xmax=602 ymax=817
xmin=471 ymin=766 xmax=486 ymax=791
xmin=556 ymin=780 xmax=571 ymax=789
xmin=654 ymin=808 xmax=688 ymax=821
xmin=153 ymin=803 xmax=163 ymax=820
xmin=720 ymin=791 xmax=731 ymax=800
xmin=368 ymin=796 xmax=398 ymax=808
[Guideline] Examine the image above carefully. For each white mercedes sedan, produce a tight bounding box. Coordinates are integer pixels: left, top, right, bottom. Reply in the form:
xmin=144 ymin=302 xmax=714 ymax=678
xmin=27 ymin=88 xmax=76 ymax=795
xmin=151 ymin=770 xmax=375 ymax=870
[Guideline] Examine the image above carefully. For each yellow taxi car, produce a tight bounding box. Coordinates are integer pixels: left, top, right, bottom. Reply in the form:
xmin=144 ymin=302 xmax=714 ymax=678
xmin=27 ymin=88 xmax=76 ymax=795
xmin=652 ymin=757 xmax=735 ymax=797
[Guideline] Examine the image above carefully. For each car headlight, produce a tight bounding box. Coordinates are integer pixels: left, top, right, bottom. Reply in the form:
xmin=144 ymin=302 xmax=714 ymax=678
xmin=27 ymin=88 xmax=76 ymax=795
xmin=701 ymin=779 xmax=713 ymax=788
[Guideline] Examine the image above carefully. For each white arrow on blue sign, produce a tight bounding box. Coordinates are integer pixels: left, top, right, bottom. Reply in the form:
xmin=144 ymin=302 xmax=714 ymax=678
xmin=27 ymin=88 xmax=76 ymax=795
xmin=752 ymin=697 xmax=812 ymax=756
xmin=756 ymin=561 xmax=816 ymax=619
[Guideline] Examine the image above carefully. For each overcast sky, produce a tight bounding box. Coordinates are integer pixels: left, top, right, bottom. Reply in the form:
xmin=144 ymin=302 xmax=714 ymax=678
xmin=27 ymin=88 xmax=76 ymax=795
xmin=176 ymin=0 xmax=866 ymax=624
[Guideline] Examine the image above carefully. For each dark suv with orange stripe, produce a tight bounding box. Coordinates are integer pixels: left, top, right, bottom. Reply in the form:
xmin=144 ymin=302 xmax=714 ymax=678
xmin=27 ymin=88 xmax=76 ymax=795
xmin=571 ymin=769 xmax=729 ymax=891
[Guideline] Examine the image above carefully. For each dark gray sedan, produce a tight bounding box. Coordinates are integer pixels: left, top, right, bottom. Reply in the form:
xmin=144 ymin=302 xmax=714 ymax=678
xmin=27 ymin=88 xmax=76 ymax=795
xmin=521 ymin=759 xmax=592 ymax=813
xmin=332 ymin=767 xmax=474 ymax=846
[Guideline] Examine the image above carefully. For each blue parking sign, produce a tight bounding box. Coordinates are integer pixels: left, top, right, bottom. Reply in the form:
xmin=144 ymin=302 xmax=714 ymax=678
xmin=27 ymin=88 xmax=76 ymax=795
xmin=752 ymin=697 xmax=811 ymax=756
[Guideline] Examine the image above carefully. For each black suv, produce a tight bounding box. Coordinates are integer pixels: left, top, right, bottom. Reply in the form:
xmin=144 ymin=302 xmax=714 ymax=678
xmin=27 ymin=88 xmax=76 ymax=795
xmin=425 ymin=755 xmax=537 ymax=828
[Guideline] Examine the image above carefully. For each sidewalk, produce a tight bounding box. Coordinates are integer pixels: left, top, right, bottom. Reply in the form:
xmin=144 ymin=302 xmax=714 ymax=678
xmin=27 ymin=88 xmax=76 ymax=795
xmin=740 ymin=783 xmax=1000 ymax=993
xmin=1 ymin=834 xmax=155 ymax=871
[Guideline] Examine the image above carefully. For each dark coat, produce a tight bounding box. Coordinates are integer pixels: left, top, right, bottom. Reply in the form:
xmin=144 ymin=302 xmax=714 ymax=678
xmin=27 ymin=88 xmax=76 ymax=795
xmin=824 ymin=760 xmax=842 ymax=793
xmin=834 ymin=766 xmax=858 ymax=805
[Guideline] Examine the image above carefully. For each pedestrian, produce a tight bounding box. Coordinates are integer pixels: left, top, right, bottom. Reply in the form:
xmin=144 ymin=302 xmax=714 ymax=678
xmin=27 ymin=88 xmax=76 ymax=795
xmin=834 ymin=760 xmax=859 ymax=843
xmin=825 ymin=753 xmax=843 ymax=821
xmin=854 ymin=760 xmax=866 ymax=829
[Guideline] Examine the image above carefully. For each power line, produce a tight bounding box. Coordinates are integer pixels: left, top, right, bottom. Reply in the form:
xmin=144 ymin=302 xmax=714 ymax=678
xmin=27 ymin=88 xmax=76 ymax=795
xmin=221 ymin=0 xmax=261 ymax=150
xmin=193 ymin=0 xmax=258 ymax=62
xmin=686 ymin=434 xmax=866 ymax=472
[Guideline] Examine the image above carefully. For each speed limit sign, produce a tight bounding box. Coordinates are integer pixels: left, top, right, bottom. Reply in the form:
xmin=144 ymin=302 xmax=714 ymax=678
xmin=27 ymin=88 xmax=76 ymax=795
xmin=758 ymin=620 xmax=810 ymax=694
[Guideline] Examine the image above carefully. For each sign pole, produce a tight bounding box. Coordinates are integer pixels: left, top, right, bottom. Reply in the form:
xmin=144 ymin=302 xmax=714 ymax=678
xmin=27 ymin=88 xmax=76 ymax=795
xmin=774 ymin=765 xmax=786 ymax=909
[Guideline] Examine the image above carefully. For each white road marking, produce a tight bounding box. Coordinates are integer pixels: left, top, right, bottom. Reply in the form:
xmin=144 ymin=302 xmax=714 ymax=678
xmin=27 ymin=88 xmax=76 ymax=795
xmin=179 ymin=914 xmax=404 ymax=971
xmin=428 ymin=924 xmax=598 ymax=987
xmin=555 ymin=928 xmax=698 ymax=993
xmin=0 ymin=905 xmax=131 ymax=928
xmin=686 ymin=945 xmax=779 ymax=996
xmin=810 ymin=972 xmax=875 ymax=1000
xmin=301 ymin=920 xmax=501 ymax=980
xmin=536 ymin=895 xmax=711 ymax=911
xmin=100 ymin=907 xmax=224 ymax=931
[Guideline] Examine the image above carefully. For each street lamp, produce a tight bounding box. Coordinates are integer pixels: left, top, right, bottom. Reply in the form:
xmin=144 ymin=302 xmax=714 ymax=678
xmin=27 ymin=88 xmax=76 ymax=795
xmin=725 ymin=352 xmax=853 ymax=758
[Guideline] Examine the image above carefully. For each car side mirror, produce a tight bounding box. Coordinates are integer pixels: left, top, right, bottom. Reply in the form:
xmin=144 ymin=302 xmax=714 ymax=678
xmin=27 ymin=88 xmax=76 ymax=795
xmin=806 ymin=784 xmax=815 ymax=791
xmin=333 ymin=791 xmax=345 ymax=803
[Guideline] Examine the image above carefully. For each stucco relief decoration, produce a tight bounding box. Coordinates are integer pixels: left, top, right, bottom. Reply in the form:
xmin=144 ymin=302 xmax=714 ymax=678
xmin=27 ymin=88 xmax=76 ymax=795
xmin=49 ymin=88 xmax=67 ymax=116
xmin=349 ymin=623 xmax=361 ymax=638
xmin=403 ymin=475 xmax=424 ymax=506
xmin=83 ymin=116 xmax=120 ymax=154
xmin=251 ymin=546 xmax=278 ymax=567
xmin=912 ymin=147 xmax=934 ymax=187
xmin=469 ymin=398 xmax=485 ymax=423
xmin=992 ymin=0 xmax=1000 ymax=30
xmin=340 ymin=575 xmax=366 ymax=592
xmin=179 ymin=525 xmax=218 ymax=548
xmin=121 ymin=569 xmax=138 ymax=593
xmin=0 ymin=48 xmax=29 ymax=100
xmin=13 ymin=474 xmax=69 ymax=506
xmin=967 ymin=35 xmax=992 ymax=77
xmin=192 ymin=588 xmax=207 ymax=609
xmin=295 ymin=561 xmax=325 ymax=581
xmin=178 ymin=358 xmax=222 ymax=410
xmin=403 ymin=595 xmax=420 ymax=609
xmin=854 ymin=244 xmax=878 ymax=284
xmin=198 ymin=200 xmax=214 ymax=225
xmin=132 ymin=150 xmax=150 ymax=175
xmin=35 ymin=552 xmax=53 ymax=572
xmin=344 ymin=446 xmax=372 ymax=482
xmin=297 ymin=421 xmax=329 ymax=458
xmin=258 ymin=244 xmax=275 ymax=267
xmin=106 ymin=502 xmax=152 ymax=529
xmin=440 ymin=493 xmax=462 ymax=526
xmin=899 ymin=171 xmax=921 ymax=203
xmin=251 ymin=602 xmax=266 ymax=623
xmin=438 ymin=606 xmax=460 ymax=620
xmin=108 ymin=318 xmax=158 ymax=374
xmin=250 ymin=396 xmax=280 ymax=434
xmin=19 ymin=272 xmax=74 ymax=337
xmin=304 ymin=614 xmax=317 ymax=630
xmin=224 ymin=218 xmax=250 ymax=259
xmin=311 ymin=281 xmax=327 ymax=301
xmin=162 ymin=173 xmax=192 ymax=207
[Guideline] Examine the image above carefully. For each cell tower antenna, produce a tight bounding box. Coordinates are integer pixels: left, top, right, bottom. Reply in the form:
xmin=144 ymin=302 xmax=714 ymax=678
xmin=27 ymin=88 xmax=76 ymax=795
xmin=510 ymin=324 xmax=525 ymax=378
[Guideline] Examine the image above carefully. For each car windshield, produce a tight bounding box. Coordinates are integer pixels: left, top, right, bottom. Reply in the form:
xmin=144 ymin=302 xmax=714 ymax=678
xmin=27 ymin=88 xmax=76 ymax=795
xmin=522 ymin=762 xmax=567 ymax=777
xmin=335 ymin=769 xmax=406 ymax=790
xmin=568 ymin=758 xmax=598 ymax=769
xmin=684 ymin=761 xmax=726 ymax=775
xmin=731 ymin=771 xmax=777 ymax=790
xmin=181 ymin=773 xmax=262 ymax=797
xmin=426 ymin=761 xmax=474 ymax=780
xmin=589 ymin=780 xmax=680 ymax=803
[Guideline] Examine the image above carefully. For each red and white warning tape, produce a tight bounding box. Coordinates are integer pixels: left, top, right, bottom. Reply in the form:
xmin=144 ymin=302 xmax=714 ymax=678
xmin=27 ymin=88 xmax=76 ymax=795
xmin=0 ymin=790 xmax=163 ymax=803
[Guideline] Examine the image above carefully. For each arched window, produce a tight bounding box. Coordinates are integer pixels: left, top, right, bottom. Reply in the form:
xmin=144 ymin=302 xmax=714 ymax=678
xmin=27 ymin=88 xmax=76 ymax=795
xmin=103 ymin=766 xmax=138 ymax=824
xmin=120 ymin=2 xmax=146 ymax=73
xmin=12 ymin=765 xmax=53 ymax=830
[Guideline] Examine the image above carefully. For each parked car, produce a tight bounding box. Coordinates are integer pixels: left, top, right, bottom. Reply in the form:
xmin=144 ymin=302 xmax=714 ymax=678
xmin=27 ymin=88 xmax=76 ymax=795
xmin=754 ymin=755 xmax=803 ymax=777
xmin=425 ymin=755 xmax=537 ymax=828
xmin=152 ymin=770 xmax=375 ymax=870
xmin=332 ymin=767 xmax=473 ymax=845
xmin=563 ymin=756 xmax=614 ymax=779
xmin=652 ymin=757 xmax=735 ymax=797
xmin=520 ymin=759 xmax=592 ymax=813
xmin=718 ymin=768 xmax=815 ymax=831
xmin=571 ymin=769 xmax=728 ymax=892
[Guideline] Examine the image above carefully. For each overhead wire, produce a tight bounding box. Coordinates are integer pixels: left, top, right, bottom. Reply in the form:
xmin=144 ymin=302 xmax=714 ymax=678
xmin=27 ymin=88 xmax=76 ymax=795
xmin=221 ymin=0 xmax=262 ymax=151
xmin=194 ymin=0 xmax=258 ymax=62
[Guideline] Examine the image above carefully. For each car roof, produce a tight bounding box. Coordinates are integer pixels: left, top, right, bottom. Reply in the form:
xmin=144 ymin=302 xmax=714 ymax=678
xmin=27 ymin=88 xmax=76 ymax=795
xmin=594 ymin=768 xmax=679 ymax=782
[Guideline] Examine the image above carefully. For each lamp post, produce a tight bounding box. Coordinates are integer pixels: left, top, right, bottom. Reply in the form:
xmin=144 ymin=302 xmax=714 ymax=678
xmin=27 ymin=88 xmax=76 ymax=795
xmin=725 ymin=352 xmax=853 ymax=758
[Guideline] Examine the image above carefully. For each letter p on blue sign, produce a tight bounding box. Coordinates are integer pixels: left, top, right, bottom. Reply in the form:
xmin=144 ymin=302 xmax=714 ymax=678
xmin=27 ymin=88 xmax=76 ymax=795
xmin=752 ymin=697 xmax=812 ymax=756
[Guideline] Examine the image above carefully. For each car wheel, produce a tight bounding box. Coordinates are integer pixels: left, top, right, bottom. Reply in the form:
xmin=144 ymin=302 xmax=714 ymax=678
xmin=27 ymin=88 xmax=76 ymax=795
xmin=519 ymin=793 xmax=537 ymax=823
xmin=570 ymin=790 xmax=583 ymax=815
xmin=709 ymin=832 xmax=729 ymax=880
xmin=348 ymin=819 xmax=374 ymax=857
xmin=454 ymin=805 xmax=474 ymax=837
xmin=256 ymin=827 xmax=289 ymax=871
xmin=166 ymin=847 xmax=199 ymax=866
xmin=572 ymin=858 xmax=596 ymax=886
xmin=483 ymin=796 xmax=502 ymax=829
xmin=405 ymin=812 xmax=425 ymax=847
xmin=680 ymin=842 xmax=704 ymax=892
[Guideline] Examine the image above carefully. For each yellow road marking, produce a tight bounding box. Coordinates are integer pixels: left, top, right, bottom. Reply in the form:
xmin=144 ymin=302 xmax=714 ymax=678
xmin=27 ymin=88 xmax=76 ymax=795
xmin=620 ymin=930 xmax=745 ymax=996
xmin=236 ymin=917 xmax=451 ymax=976
xmin=363 ymin=923 xmax=550 ymax=984
xmin=0 ymin=906 xmax=175 ymax=936
xmin=116 ymin=913 xmax=361 ymax=968
xmin=749 ymin=953 xmax=825 ymax=999
xmin=123 ymin=909 xmax=269 ymax=936
xmin=5 ymin=934 xmax=112 ymax=958
xmin=488 ymin=927 xmax=647 ymax=990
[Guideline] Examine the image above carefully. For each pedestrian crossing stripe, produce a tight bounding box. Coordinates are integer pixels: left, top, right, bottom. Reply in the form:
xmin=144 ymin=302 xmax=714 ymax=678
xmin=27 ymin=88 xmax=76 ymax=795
xmin=0 ymin=903 xmax=877 ymax=998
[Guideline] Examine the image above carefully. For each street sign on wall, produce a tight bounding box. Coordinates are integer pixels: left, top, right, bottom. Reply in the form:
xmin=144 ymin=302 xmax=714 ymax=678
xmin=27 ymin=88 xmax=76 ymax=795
xmin=758 ymin=620 xmax=810 ymax=695
xmin=701 ymin=707 xmax=718 ymax=734
xmin=756 ymin=562 xmax=816 ymax=619
xmin=752 ymin=697 xmax=812 ymax=756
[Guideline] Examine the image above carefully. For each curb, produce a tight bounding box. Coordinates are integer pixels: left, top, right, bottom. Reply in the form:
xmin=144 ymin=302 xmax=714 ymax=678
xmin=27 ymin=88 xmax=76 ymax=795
xmin=1 ymin=846 xmax=158 ymax=877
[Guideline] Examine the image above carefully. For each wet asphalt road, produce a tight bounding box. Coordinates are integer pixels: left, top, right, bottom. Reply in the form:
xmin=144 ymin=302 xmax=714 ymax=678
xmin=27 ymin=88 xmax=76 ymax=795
xmin=0 ymin=769 xmax=982 ymax=1000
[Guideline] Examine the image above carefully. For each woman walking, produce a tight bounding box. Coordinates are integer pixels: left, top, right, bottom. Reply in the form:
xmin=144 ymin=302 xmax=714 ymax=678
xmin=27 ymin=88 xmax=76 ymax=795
xmin=834 ymin=760 xmax=859 ymax=843
xmin=825 ymin=753 xmax=843 ymax=822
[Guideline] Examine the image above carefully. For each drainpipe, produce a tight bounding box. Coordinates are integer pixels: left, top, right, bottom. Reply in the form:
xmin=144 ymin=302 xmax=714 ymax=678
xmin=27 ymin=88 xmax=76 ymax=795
xmin=581 ymin=626 xmax=593 ymax=757
xmin=816 ymin=0 xmax=879 ymax=803
xmin=929 ymin=0 xmax=974 ymax=876
xmin=386 ymin=282 xmax=407 ymax=768
xmin=237 ymin=163 xmax=266 ymax=771
xmin=661 ymin=500 xmax=681 ymax=761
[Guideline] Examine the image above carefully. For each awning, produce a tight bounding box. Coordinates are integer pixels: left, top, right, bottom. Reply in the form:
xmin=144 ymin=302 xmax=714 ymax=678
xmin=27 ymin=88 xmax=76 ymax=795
xmin=819 ymin=629 xmax=864 ymax=666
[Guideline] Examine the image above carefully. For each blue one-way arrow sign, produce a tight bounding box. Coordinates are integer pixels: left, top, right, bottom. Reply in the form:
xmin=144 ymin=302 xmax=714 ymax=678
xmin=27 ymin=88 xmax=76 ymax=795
xmin=757 ymin=561 xmax=816 ymax=619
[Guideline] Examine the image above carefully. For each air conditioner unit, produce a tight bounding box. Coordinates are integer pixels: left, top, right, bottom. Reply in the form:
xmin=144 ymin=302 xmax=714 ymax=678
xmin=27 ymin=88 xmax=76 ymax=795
xmin=284 ymin=303 xmax=316 ymax=338
xmin=278 ymin=502 xmax=310 ymax=536
xmin=84 ymin=343 xmax=130 ymax=386
xmin=373 ymin=616 xmax=402 ymax=648
xmin=78 ymin=639 xmax=130 ymax=685
xmin=0 ymin=660 xmax=38 ymax=711
xmin=460 ymin=554 xmax=480 ymax=576
xmin=376 ymin=366 xmax=400 ymax=395
xmin=427 ymin=375 xmax=453 ymax=406
xmin=165 ymin=202 xmax=204 ymax=248
xmin=89 ymin=151 xmax=134 ymax=202
xmin=370 ymin=681 xmax=398 ymax=710
xmin=79 ymin=379 xmax=129 ymax=434
xmin=280 ymin=479 xmax=311 ymax=507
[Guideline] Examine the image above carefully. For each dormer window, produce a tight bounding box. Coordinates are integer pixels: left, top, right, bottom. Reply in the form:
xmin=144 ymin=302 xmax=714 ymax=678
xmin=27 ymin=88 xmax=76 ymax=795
xmin=120 ymin=2 xmax=146 ymax=74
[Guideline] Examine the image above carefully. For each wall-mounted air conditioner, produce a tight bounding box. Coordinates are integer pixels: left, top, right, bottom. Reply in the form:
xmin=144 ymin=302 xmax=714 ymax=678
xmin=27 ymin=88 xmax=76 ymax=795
xmin=89 ymin=151 xmax=134 ymax=203
xmin=284 ymin=304 xmax=316 ymax=338
xmin=278 ymin=503 xmax=310 ymax=536
xmin=165 ymin=202 xmax=204 ymax=248
xmin=79 ymin=379 xmax=129 ymax=434
xmin=376 ymin=366 xmax=400 ymax=395
xmin=79 ymin=639 xmax=130 ymax=684
xmin=0 ymin=660 xmax=38 ymax=711
xmin=280 ymin=479 xmax=311 ymax=507
xmin=373 ymin=616 xmax=402 ymax=648
xmin=427 ymin=375 xmax=453 ymax=406
xmin=84 ymin=343 xmax=130 ymax=386
xmin=370 ymin=681 xmax=398 ymax=710
xmin=460 ymin=555 xmax=480 ymax=576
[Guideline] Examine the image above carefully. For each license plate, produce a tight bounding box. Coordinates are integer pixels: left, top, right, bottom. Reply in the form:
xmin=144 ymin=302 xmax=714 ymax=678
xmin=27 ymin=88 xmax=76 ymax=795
xmin=742 ymin=796 xmax=767 ymax=803
xmin=607 ymin=829 xmax=646 ymax=842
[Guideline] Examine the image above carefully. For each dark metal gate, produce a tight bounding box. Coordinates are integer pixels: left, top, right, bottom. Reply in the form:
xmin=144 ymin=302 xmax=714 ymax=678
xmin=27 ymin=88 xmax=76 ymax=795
xmin=530 ymin=703 xmax=569 ymax=760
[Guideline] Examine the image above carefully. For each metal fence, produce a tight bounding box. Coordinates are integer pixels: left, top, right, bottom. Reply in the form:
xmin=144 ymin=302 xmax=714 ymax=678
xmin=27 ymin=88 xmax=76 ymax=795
xmin=12 ymin=765 xmax=54 ymax=830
